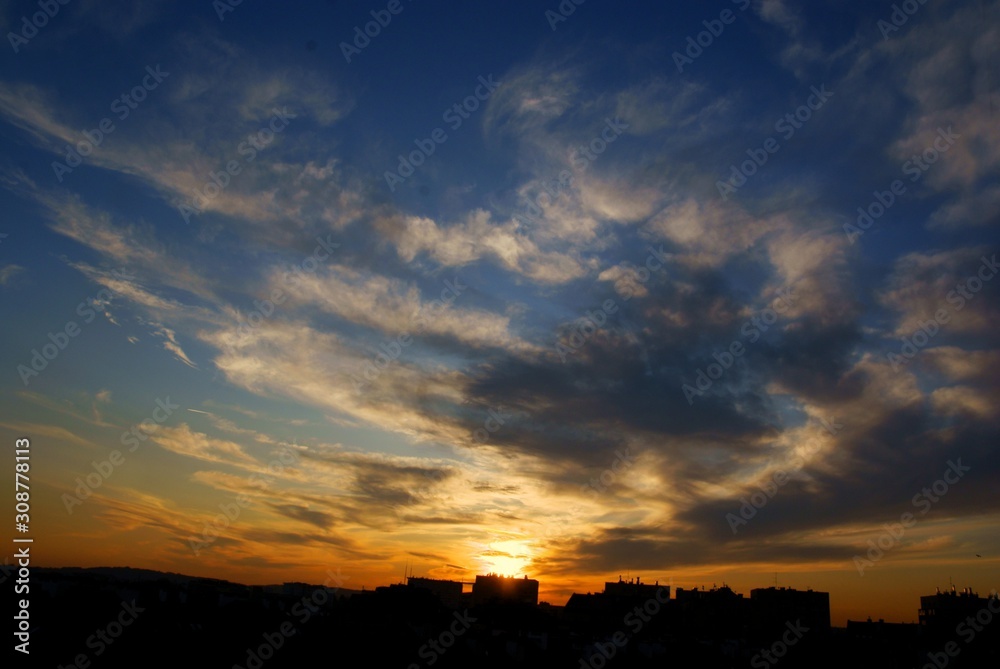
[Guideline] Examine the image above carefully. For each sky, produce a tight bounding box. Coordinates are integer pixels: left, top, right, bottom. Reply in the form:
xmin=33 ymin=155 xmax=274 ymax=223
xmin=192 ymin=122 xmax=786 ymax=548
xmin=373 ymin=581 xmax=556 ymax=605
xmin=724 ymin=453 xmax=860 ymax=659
xmin=0 ymin=0 xmax=998 ymax=626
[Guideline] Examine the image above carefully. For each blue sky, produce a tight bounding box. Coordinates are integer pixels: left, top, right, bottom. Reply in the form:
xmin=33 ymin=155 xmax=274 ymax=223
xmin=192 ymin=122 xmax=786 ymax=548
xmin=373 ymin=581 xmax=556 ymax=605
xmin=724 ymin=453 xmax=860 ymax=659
xmin=1 ymin=0 xmax=998 ymax=623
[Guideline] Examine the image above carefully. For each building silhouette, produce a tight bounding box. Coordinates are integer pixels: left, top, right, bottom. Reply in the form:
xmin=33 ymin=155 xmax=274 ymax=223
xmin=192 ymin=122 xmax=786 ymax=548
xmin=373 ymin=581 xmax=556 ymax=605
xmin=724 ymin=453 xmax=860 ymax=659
xmin=846 ymin=618 xmax=922 ymax=669
xmin=675 ymin=584 xmax=752 ymax=641
xmin=918 ymin=586 xmax=1000 ymax=643
xmin=472 ymin=573 xmax=539 ymax=606
xmin=751 ymin=586 xmax=831 ymax=633
xmin=28 ymin=566 xmax=999 ymax=669
xmin=406 ymin=576 xmax=464 ymax=608
xmin=602 ymin=575 xmax=668 ymax=599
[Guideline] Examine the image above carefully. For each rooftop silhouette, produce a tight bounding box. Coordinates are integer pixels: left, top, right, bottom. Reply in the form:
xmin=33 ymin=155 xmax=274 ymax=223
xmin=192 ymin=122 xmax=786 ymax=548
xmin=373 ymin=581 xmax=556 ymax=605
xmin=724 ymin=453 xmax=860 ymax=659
xmin=28 ymin=566 xmax=1000 ymax=668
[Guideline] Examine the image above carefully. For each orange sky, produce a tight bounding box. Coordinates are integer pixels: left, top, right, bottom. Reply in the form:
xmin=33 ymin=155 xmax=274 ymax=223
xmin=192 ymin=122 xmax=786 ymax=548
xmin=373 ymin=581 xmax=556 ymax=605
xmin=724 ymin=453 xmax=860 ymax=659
xmin=24 ymin=463 xmax=1000 ymax=627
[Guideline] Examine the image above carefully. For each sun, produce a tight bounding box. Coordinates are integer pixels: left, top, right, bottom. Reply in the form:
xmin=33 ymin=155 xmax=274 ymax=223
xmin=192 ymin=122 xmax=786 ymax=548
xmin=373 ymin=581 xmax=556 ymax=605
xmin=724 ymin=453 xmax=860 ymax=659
xmin=476 ymin=539 xmax=534 ymax=577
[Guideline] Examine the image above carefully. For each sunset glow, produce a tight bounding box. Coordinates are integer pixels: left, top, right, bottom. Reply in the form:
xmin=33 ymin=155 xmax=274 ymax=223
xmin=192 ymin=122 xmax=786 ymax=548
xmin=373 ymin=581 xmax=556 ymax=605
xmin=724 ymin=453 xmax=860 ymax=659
xmin=1 ymin=0 xmax=998 ymax=635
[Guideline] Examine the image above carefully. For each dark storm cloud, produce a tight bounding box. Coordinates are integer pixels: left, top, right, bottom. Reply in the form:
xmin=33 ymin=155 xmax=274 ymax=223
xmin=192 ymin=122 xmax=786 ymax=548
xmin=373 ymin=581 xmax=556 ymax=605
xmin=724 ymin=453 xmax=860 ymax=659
xmin=675 ymin=409 xmax=1000 ymax=546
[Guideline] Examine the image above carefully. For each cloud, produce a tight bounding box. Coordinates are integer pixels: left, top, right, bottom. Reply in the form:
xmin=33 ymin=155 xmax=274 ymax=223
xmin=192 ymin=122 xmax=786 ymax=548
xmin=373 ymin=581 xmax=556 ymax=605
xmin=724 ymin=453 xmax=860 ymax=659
xmin=282 ymin=261 xmax=537 ymax=353
xmin=879 ymin=246 xmax=1000 ymax=337
xmin=877 ymin=1 xmax=1000 ymax=228
xmin=920 ymin=347 xmax=1000 ymax=383
xmin=4 ymin=0 xmax=998 ymax=593
xmin=0 ymin=34 xmax=356 ymax=243
xmin=0 ymin=422 xmax=101 ymax=449
xmin=149 ymin=424 xmax=260 ymax=468
xmin=647 ymin=198 xmax=779 ymax=267
xmin=149 ymin=323 xmax=197 ymax=368
xmin=930 ymin=385 xmax=994 ymax=419
xmin=384 ymin=209 xmax=590 ymax=284
xmin=482 ymin=63 xmax=580 ymax=142
xmin=0 ymin=264 xmax=24 ymax=285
